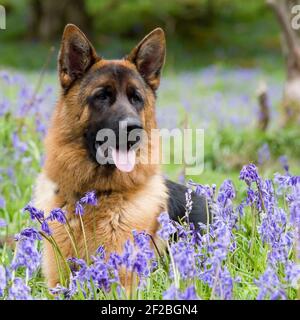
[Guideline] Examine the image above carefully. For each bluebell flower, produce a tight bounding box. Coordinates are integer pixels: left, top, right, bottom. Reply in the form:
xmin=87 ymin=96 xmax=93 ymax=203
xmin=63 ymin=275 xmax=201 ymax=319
xmin=0 ymin=265 xmax=7 ymax=297
xmin=23 ymin=203 xmax=44 ymax=221
xmin=288 ymin=185 xmax=300 ymax=225
xmin=163 ymin=285 xmax=199 ymax=300
xmin=68 ymin=257 xmax=87 ymax=272
xmin=261 ymin=179 xmax=275 ymax=213
xmin=236 ymin=202 xmax=245 ymax=216
xmin=157 ymin=212 xmax=176 ymax=241
xmin=274 ymin=173 xmax=300 ymax=193
xmin=12 ymin=132 xmax=28 ymax=153
xmin=214 ymin=266 xmax=233 ymax=300
xmin=279 ymin=155 xmax=289 ymax=173
xmin=0 ymin=218 xmax=7 ymax=228
xmin=6 ymin=167 xmax=15 ymax=181
xmin=290 ymin=176 xmax=300 ymax=186
xmin=274 ymin=173 xmax=291 ymax=193
xmin=80 ymin=191 xmax=98 ymax=206
xmin=95 ymin=245 xmax=106 ymax=259
xmin=75 ymin=201 xmax=84 ymax=216
xmin=258 ymin=143 xmax=270 ymax=165
xmin=133 ymin=252 xmax=148 ymax=276
xmin=239 ymin=163 xmax=259 ymax=186
xmin=0 ymin=196 xmax=6 ymax=209
xmin=41 ymin=220 xmax=52 ymax=236
xmin=75 ymin=191 xmax=97 ymax=216
xmin=48 ymin=208 xmax=66 ymax=224
xmin=68 ymin=254 xmax=119 ymax=295
xmin=185 ymin=188 xmax=193 ymax=219
xmin=245 ymin=187 xmax=256 ymax=205
xmin=11 ymin=239 xmax=41 ymax=276
xmin=116 ymin=232 xmax=156 ymax=283
xmin=163 ymin=284 xmax=178 ymax=300
xmin=122 ymin=240 xmax=134 ymax=270
xmin=133 ymin=230 xmax=149 ymax=249
xmin=108 ymin=253 xmax=122 ymax=270
xmin=285 ymin=261 xmax=300 ymax=288
xmin=189 ymin=181 xmax=215 ymax=201
xmin=255 ymin=267 xmax=286 ymax=300
xmin=217 ymin=179 xmax=235 ymax=206
xmin=16 ymin=227 xmax=42 ymax=241
xmin=132 ymin=231 xmax=155 ymax=259
xmin=175 ymin=223 xmax=190 ymax=239
xmin=89 ymin=262 xmax=112 ymax=293
xmin=170 ymin=240 xmax=197 ymax=279
xmin=8 ymin=278 xmax=32 ymax=300
xmin=50 ymin=284 xmax=72 ymax=300
xmin=180 ymin=285 xmax=199 ymax=300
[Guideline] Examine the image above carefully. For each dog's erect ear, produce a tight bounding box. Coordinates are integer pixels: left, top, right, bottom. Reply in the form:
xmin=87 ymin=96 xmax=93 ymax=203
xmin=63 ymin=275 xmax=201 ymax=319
xmin=58 ymin=24 xmax=99 ymax=90
xmin=127 ymin=28 xmax=166 ymax=91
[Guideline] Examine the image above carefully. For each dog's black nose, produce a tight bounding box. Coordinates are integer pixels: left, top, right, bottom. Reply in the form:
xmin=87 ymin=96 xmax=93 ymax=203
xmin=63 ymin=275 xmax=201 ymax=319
xmin=120 ymin=117 xmax=143 ymax=132
xmin=119 ymin=117 xmax=143 ymax=150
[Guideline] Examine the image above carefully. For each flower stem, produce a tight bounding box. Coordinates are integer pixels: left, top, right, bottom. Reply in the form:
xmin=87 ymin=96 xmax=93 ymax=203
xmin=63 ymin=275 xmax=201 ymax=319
xmin=205 ymin=198 xmax=210 ymax=235
xmin=250 ymin=205 xmax=256 ymax=257
xmin=78 ymin=214 xmax=90 ymax=265
xmin=39 ymin=232 xmax=71 ymax=285
xmin=64 ymin=215 xmax=79 ymax=252
xmin=63 ymin=223 xmax=79 ymax=258
xmin=210 ymin=262 xmax=221 ymax=300
xmin=167 ymin=241 xmax=180 ymax=289
xmin=149 ymin=234 xmax=165 ymax=267
xmin=92 ymin=210 xmax=97 ymax=250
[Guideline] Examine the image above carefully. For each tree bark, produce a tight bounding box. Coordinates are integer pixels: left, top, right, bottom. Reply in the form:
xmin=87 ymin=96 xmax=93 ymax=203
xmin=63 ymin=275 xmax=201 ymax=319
xmin=257 ymin=81 xmax=270 ymax=131
xmin=28 ymin=0 xmax=90 ymax=41
xmin=267 ymin=0 xmax=300 ymax=125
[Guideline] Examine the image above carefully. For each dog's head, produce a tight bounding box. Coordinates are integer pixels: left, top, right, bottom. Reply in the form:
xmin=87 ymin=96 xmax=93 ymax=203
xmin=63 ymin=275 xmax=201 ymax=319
xmin=48 ymin=24 xmax=165 ymax=191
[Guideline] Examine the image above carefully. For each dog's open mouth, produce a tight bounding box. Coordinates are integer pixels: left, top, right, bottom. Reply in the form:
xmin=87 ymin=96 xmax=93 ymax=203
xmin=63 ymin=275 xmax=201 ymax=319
xmin=111 ymin=147 xmax=136 ymax=172
xmin=94 ymin=138 xmax=140 ymax=173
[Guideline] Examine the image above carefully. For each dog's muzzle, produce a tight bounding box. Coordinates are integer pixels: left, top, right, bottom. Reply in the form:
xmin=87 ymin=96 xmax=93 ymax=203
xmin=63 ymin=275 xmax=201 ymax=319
xmin=90 ymin=117 xmax=144 ymax=172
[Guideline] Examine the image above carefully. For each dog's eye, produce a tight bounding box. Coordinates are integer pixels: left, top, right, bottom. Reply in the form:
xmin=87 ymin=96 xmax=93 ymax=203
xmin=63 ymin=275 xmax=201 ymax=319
xmin=129 ymin=91 xmax=143 ymax=105
xmin=94 ymin=87 xmax=112 ymax=102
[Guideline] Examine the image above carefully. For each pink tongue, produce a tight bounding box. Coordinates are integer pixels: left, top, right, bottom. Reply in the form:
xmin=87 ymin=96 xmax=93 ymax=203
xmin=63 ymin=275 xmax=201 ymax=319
xmin=111 ymin=148 xmax=136 ymax=172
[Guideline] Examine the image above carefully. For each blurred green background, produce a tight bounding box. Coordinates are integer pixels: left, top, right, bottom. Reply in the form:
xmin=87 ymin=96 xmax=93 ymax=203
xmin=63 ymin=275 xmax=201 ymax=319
xmin=0 ymin=0 xmax=283 ymax=71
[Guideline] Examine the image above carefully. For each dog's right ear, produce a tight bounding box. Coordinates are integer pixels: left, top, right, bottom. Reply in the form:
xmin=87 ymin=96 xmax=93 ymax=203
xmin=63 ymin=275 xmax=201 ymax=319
xmin=58 ymin=24 xmax=99 ymax=90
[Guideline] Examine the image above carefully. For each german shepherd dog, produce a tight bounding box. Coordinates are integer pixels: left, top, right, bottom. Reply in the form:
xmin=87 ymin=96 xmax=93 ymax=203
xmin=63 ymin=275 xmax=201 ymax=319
xmin=34 ymin=24 xmax=207 ymax=289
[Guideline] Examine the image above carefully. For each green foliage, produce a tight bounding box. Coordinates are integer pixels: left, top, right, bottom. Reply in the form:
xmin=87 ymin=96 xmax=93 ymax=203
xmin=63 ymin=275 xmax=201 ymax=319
xmin=0 ymin=0 xmax=281 ymax=71
xmin=90 ymin=0 xmax=270 ymax=39
xmin=203 ymin=126 xmax=300 ymax=173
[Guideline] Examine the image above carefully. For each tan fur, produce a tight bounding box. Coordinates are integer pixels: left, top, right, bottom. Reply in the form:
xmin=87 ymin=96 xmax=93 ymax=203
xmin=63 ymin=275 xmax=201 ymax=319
xmin=34 ymin=26 xmax=168 ymax=290
xmin=33 ymin=173 xmax=58 ymax=214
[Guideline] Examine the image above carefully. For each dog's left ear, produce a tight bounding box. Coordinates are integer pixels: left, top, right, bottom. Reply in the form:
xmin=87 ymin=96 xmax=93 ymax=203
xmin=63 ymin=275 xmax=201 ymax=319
xmin=127 ymin=28 xmax=166 ymax=91
xmin=58 ymin=24 xmax=99 ymax=90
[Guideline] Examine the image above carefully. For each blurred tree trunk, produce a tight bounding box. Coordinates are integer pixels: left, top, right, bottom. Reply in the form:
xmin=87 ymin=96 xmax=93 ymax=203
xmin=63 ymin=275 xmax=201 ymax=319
xmin=267 ymin=0 xmax=300 ymax=126
xmin=28 ymin=0 xmax=90 ymax=41
xmin=204 ymin=0 xmax=216 ymax=25
xmin=257 ymin=81 xmax=270 ymax=131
